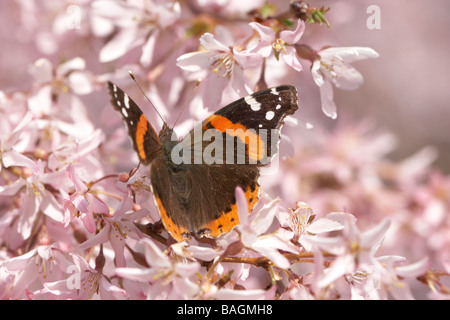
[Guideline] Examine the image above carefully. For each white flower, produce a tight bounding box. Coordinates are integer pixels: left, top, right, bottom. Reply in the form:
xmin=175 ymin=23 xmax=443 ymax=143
xmin=311 ymin=47 xmax=379 ymax=119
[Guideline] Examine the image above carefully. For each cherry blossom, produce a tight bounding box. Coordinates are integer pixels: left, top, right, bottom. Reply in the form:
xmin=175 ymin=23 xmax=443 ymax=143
xmin=63 ymin=163 xmax=109 ymax=233
xmin=249 ymin=19 xmax=305 ymax=72
xmin=0 ymin=111 xmax=38 ymax=175
xmin=177 ymin=26 xmax=262 ymax=108
xmin=311 ymin=46 xmax=379 ymax=119
xmin=94 ymin=0 xmax=181 ymax=66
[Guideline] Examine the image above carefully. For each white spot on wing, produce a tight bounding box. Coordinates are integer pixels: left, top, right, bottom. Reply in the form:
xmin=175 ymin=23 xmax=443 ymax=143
xmin=124 ymin=94 xmax=130 ymax=109
xmin=271 ymin=87 xmax=279 ymax=95
xmin=266 ymin=111 xmax=275 ymax=120
xmin=122 ymin=107 xmax=128 ymax=117
xmin=245 ymin=95 xmax=261 ymax=111
xmin=276 ymin=104 xmax=281 ymax=110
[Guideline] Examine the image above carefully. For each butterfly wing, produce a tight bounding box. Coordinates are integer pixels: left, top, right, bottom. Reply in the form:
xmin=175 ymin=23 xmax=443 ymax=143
xmin=152 ymin=85 xmax=298 ymax=241
xmin=107 ymin=82 xmax=161 ymax=165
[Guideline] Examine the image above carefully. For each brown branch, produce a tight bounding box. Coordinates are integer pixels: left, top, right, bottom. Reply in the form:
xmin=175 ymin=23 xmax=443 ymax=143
xmin=221 ymin=252 xmax=335 ymax=268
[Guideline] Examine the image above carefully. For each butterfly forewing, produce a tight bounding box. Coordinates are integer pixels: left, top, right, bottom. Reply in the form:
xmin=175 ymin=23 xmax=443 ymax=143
xmin=107 ymin=82 xmax=161 ymax=164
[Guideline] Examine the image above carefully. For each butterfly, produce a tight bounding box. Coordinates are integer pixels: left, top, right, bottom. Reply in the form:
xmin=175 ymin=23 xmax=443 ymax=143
xmin=108 ymin=81 xmax=298 ymax=242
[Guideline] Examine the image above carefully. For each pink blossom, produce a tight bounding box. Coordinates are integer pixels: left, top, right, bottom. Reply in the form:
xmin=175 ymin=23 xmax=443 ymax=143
xmin=63 ymin=163 xmax=109 ymax=233
xmin=0 ymin=160 xmax=65 ymax=246
xmin=221 ymin=187 xmax=299 ymax=270
xmin=249 ymin=19 xmax=305 ymax=71
xmin=0 ymin=111 xmax=38 ymax=175
xmin=78 ymin=186 xmax=145 ymax=267
xmin=177 ymin=26 xmax=262 ymax=108
xmin=116 ymin=238 xmax=202 ymax=299
xmin=39 ymin=252 xmax=127 ymax=300
xmin=0 ymin=244 xmax=72 ymax=299
xmin=95 ymin=0 xmax=181 ymax=66
xmin=311 ymin=47 xmax=379 ymax=119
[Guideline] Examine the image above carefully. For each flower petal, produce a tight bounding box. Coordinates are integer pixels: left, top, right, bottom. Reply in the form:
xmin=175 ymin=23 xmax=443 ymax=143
xmin=66 ymin=163 xmax=88 ymax=193
xmin=176 ymin=51 xmax=216 ymax=71
xmin=307 ymin=217 xmax=344 ymax=234
xmin=280 ymin=19 xmax=305 ymax=44
xmin=282 ymin=46 xmax=302 ymax=71
xmin=249 ymin=22 xmax=275 ymax=43
xmin=1 ymin=150 xmax=39 ymax=175
xmin=142 ymin=238 xmax=171 ymax=269
xmin=99 ymin=28 xmax=140 ymax=63
xmin=311 ymin=60 xmax=324 ymax=86
xmin=56 ymin=57 xmax=86 ymax=78
xmin=200 ymin=33 xmax=229 ymax=52
xmin=360 ymin=218 xmax=391 ymax=253
xmin=395 ymin=257 xmax=429 ymax=278
xmin=68 ymin=72 xmax=93 ymax=95
xmin=321 ymin=47 xmax=379 ymax=63
xmin=319 ymin=79 xmax=337 ymax=119
xmin=28 ymin=58 xmax=53 ymax=83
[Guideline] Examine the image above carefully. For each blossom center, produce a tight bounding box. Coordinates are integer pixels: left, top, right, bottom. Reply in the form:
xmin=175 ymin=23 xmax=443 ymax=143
xmin=320 ymin=57 xmax=346 ymax=79
xmin=273 ymin=38 xmax=286 ymax=53
xmin=210 ymin=53 xmax=234 ymax=78
xmin=288 ymin=202 xmax=314 ymax=241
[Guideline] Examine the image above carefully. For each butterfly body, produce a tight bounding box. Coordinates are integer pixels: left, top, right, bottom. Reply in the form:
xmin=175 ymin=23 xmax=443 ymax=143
xmin=108 ymin=82 xmax=298 ymax=242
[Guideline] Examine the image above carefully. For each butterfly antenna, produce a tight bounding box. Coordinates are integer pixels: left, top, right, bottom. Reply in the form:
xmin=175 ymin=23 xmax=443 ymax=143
xmin=128 ymin=71 xmax=166 ymax=125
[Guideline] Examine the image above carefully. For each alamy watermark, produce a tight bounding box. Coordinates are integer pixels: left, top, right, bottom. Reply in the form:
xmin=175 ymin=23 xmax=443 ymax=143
xmin=168 ymin=126 xmax=282 ymax=175
xmin=66 ymin=5 xmax=81 ymax=30
xmin=366 ymin=5 xmax=381 ymax=30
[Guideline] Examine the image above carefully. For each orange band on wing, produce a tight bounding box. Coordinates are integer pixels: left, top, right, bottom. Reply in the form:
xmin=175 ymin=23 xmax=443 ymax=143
xmin=198 ymin=184 xmax=260 ymax=239
xmin=136 ymin=114 xmax=149 ymax=161
xmin=205 ymin=115 xmax=265 ymax=161
xmin=154 ymin=194 xmax=190 ymax=242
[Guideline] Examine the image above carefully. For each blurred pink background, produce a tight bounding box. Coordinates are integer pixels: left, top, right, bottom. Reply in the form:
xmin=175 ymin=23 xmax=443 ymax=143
xmin=308 ymin=0 xmax=450 ymax=172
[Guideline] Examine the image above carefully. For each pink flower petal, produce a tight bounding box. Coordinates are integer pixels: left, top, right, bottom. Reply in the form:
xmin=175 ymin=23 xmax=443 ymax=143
xmin=99 ymin=28 xmax=140 ymax=62
xmin=56 ymin=57 xmax=86 ymax=78
xmin=215 ymin=286 xmax=276 ymax=300
xmin=307 ymin=217 xmax=344 ymax=234
xmin=28 ymin=58 xmax=53 ymax=83
xmin=80 ymin=211 xmax=96 ymax=233
xmin=280 ymin=19 xmax=305 ymax=44
xmin=66 ymin=164 xmax=88 ymax=193
xmin=176 ymin=50 xmax=216 ymax=71
xmin=3 ymin=111 xmax=33 ymax=149
xmin=115 ymin=267 xmax=157 ymax=282
xmin=142 ymin=238 xmax=171 ymax=269
xmin=360 ymin=218 xmax=391 ymax=253
xmin=68 ymin=72 xmax=93 ymax=95
xmin=85 ymin=193 xmax=109 ymax=215
xmin=395 ymin=257 xmax=429 ymax=278
xmin=249 ymin=22 xmax=275 ymax=43
xmin=1 ymin=150 xmax=39 ymax=175
xmin=282 ymin=46 xmax=302 ymax=71
xmin=140 ymin=30 xmax=158 ymax=67
xmin=319 ymin=79 xmax=337 ymax=119
xmin=200 ymin=33 xmax=230 ymax=52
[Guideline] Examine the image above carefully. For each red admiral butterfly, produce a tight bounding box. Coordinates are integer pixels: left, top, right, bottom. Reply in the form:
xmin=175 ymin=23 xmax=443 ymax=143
xmin=108 ymin=81 xmax=298 ymax=242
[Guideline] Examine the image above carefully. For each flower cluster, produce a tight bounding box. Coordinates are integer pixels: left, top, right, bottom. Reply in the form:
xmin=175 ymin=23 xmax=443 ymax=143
xmin=1 ymin=0 xmax=448 ymax=300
